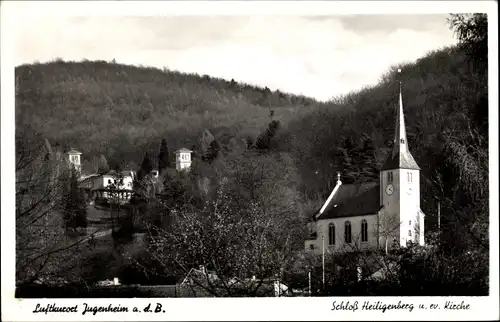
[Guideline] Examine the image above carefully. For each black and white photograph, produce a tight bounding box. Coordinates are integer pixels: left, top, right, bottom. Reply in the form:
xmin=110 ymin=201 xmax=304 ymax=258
xmin=1 ymin=1 xmax=498 ymax=321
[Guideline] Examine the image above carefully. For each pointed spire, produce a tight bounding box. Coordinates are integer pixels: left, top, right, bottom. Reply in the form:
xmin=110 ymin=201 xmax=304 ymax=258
xmin=393 ymin=77 xmax=408 ymax=158
xmin=381 ymin=69 xmax=420 ymax=171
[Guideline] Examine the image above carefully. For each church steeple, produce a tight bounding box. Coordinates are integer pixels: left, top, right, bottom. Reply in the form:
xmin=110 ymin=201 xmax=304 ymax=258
xmin=393 ymin=81 xmax=408 ymax=157
xmin=381 ymin=75 xmax=420 ymax=171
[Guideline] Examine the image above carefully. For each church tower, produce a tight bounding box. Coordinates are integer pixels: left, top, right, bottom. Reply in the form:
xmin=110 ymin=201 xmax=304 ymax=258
xmin=379 ymin=79 xmax=424 ymax=249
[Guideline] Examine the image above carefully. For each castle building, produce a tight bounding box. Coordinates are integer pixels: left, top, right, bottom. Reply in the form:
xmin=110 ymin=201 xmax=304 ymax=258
xmin=77 ymin=146 xmax=192 ymax=202
xmin=80 ymin=169 xmax=136 ymax=200
xmin=175 ymin=148 xmax=193 ymax=171
xmin=305 ymin=84 xmax=425 ymax=254
xmin=66 ymin=148 xmax=82 ymax=172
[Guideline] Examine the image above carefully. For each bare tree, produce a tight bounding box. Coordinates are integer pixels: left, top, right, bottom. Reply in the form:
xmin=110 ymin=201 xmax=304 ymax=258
xmin=16 ymin=128 xmax=92 ymax=285
xmin=143 ymin=151 xmax=305 ymax=296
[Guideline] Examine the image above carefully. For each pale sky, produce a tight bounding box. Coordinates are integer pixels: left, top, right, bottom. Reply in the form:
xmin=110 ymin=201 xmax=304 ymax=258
xmin=14 ymin=14 xmax=457 ymax=101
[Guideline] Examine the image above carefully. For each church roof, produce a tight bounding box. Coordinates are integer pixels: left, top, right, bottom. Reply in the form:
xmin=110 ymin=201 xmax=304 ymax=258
xmin=381 ymin=149 xmax=420 ymax=170
xmin=381 ymin=82 xmax=420 ymax=171
xmin=317 ymin=182 xmax=382 ymax=220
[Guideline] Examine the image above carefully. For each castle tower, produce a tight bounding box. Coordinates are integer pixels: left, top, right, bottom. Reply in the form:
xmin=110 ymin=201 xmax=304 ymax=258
xmin=66 ymin=148 xmax=82 ymax=173
xmin=175 ymin=148 xmax=192 ymax=172
xmin=379 ymin=79 xmax=424 ymax=249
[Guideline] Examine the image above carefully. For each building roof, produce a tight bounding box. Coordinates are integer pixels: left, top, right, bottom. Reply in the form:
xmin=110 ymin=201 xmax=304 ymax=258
xmin=381 ymin=84 xmax=420 ymax=171
xmin=317 ymin=182 xmax=382 ymax=220
xmin=181 ymin=267 xmax=218 ymax=285
xmin=66 ymin=148 xmax=82 ymax=155
xmin=103 ymin=170 xmax=135 ymax=177
xmin=175 ymin=148 xmax=193 ymax=153
xmin=381 ymin=149 xmax=420 ymax=170
xmin=78 ymin=174 xmax=100 ymax=183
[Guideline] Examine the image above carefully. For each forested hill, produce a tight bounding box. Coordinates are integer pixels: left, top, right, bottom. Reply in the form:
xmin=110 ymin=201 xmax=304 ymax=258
xmin=284 ymin=45 xmax=488 ymax=195
xmin=15 ymin=15 xmax=488 ymax=206
xmin=277 ymin=13 xmax=488 ymax=253
xmin=14 ymin=14 xmax=489 ymax=292
xmin=15 ymin=60 xmax=317 ymax=168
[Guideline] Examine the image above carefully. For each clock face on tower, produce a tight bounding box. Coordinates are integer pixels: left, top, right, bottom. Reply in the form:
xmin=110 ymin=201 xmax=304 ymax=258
xmin=407 ymin=187 xmax=413 ymax=195
xmin=385 ymin=184 xmax=394 ymax=195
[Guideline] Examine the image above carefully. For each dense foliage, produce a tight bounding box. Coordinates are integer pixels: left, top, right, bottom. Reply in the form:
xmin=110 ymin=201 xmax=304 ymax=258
xmin=15 ymin=60 xmax=315 ymax=169
xmin=15 ymin=14 xmax=489 ymax=295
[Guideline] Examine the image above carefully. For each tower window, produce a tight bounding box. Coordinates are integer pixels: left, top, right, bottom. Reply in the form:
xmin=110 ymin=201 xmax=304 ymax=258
xmin=328 ymin=223 xmax=335 ymax=245
xmin=407 ymin=172 xmax=413 ymax=183
xmin=361 ymin=220 xmax=368 ymax=242
xmin=408 ymin=230 xmax=412 ymax=237
xmin=344 ymin=221 xmax=352 ymax=243
xmin=387 ymin=172 xmax=393 ymax=183
xmin=400 ymin=138 xmax=405 ymax=144
xmin=409 ymin=220 xmax=411 ymax=225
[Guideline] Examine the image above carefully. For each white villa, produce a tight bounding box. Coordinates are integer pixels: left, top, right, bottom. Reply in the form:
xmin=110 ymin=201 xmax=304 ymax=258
xmin=80 ymin=170 xmax=136 ymax=199
xmin=67 ymin=148 xmax=82 ymax=172
xmin=175 ymin=148 xmax=193 ymax=171
xmin=305 ymin=85 xmax=425 ymax=254
xmin=75 ymin=147 xmax=193 ymax=201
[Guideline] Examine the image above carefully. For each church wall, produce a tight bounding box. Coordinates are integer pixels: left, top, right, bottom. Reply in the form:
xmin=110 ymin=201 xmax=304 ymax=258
xmin=380 ymin=169 xmax=401 ymax=249
xmin=418 ymin=211 xmax=425 ymax=245
xmin=306 ymin=214 xmax=378 ymax=254
xmin=398 ymin=169 xmax=421 ymax=246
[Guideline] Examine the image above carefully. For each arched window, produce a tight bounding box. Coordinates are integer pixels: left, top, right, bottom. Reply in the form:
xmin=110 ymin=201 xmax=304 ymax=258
xmin=387 ymin=171 xmax=393 ymax=183
xmin=328 ymin=223 xmax=335 ymax=245
xmin=361 ymin=219 xmax=368 ymax=242
xmin=344 ymin=221 xmax=352 ymax=243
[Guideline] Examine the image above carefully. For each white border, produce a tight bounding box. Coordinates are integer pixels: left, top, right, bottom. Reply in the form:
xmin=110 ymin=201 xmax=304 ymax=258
xmin=1 ymin=1 xmax=498 ymax=321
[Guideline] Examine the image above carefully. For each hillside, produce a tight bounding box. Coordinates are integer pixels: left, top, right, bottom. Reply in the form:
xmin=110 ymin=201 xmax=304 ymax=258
xmin=15 ymin=14 xmax=488 ymax=239
xmin=283 ymin=46 xmax=488 ymax=193
xmin=15 ymin=60 xmax=318 ymax=168
xmin=16 ymin=43 xmax=488 ymax=198
xmin=280 ymin=43 xmax=488 ymax=251
xmin=14 ymin=14 xmax=490 ymax=295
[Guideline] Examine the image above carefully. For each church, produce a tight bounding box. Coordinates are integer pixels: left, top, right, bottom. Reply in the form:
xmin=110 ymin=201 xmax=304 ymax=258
xmin=305 ymin=84 xmax=425 ymax=254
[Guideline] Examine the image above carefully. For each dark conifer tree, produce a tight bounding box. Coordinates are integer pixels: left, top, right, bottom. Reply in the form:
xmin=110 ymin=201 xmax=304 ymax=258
xmin=63 ymin=168 xmax=87 ymax=230
xmin=255 ymin=120 xmax=280 ymax=151
xmin=141 ymin=152 xmax=153 ymax=174
xmin=98 ymin=154 xmax=110 ymax=174
xmin=137 ymin=152 xmax=153 ymax=182
xmin=201 ymin=139 xmax=223 ymax=163
xmin=158 ymin=138 xmax=170 ymax=175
